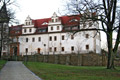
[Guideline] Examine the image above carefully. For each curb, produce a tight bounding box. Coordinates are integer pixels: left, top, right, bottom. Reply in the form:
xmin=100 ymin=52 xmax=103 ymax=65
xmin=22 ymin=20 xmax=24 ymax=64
xmin=22 ymin=62 xmax=42 ymax=80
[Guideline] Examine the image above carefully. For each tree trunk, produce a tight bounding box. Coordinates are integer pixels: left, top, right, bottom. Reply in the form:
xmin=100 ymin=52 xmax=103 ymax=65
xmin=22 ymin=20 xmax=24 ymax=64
xmin=110 ymin=54 xmax=115 ymax=69
xmin=106 ymin=31 xmax=113 ymax=69
xmin=0 ymin=23 xmax=3 ymax=59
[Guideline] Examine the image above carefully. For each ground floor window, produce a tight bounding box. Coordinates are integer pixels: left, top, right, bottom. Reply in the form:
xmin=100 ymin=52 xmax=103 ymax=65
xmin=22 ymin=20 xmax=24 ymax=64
xmin=71 ymin=46 xmax=74 ymax=51
xmin=54 ymin=47 xmax=57 ymax=52
xmin=61 ymin=47 xmax=64 ymax=52
xmin=86 ymin=45 xmax=89 ymax=50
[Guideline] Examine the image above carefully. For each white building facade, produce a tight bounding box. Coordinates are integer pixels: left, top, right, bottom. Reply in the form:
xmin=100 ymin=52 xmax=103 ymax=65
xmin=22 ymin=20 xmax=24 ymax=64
xmin=10 ymin=13 xmax=101 ymax=56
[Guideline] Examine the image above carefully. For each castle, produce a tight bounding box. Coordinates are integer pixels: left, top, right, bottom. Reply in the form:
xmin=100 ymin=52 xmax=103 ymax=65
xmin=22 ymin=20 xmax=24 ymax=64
xmin=9 ymin=12 xmax=101 ymax=56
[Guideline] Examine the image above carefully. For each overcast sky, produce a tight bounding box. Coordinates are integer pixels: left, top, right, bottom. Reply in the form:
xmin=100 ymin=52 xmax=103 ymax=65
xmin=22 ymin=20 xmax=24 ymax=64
xmin=15 ymin=0 xmax=63 ymax=24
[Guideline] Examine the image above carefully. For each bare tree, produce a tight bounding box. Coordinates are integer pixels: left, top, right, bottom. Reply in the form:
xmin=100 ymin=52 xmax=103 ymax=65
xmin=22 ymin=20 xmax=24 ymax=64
xmin=64 ymin=0 xmax=120 ymax=69
xmin=0 ymin=0 xmax=17 ymax=58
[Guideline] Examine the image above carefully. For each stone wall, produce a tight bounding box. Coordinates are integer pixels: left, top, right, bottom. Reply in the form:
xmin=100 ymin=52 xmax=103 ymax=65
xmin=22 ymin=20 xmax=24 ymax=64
xmin=2 ymin=53 xmax=120 ymax=66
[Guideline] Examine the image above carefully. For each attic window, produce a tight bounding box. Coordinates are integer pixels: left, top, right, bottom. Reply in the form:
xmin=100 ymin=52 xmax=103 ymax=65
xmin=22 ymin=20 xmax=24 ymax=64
xmin=26 ymin=22 xmax=31 ymax=25
xmin=42 ymin=22 xmax=48 ymax=25
xmin=69 ymin=19 xmax=78 ymax=22
xmin=55 ymin=19 xmax=58 ymax=22
xmin=52 ymin=19 xmax=54 ymax=22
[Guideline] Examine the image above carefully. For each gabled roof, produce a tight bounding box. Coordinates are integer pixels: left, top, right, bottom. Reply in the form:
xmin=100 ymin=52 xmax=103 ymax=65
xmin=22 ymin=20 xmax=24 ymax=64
xmin=32 ymin=18 xmax=51 ymax=28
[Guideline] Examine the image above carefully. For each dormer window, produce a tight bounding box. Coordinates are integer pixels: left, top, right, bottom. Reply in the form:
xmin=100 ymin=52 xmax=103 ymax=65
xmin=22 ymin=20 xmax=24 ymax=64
xmin=42 ymin=22 xmax=48 ymax=25
xmin=69 ymin=19 xmax=78 ymax=22
xmin=55 ymin=19 xmax=58 ymax=22
xmin=52 ymin=19 xmax=54 ymax=22
xmin=26 ymin=21 xmax=31 ymax=25
xmin=29 ymin=22 xmax=31 ymax=25
xmin=26 ymin=22 xmax=28 ymax=25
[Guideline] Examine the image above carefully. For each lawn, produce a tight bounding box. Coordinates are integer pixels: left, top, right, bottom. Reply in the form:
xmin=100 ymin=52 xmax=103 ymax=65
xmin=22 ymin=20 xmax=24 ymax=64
xmin=0 ymin=60 xmax=6 ymax=70
xmin=24 ymin=62 xmax=120 ymax=80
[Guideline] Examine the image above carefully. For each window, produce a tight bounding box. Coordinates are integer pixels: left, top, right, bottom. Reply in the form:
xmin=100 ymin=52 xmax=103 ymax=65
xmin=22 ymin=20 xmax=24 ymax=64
xmin=38 ymin=29 xmax=46 ymax=33
xmin=86 ymin=45 xmax=89 ymax=50
xmin=72 ymin=26 xmax=78 ymax=30
xmin=54 ymin=47 xmax=57 ymax=52
xmin=62 ymin=35 xmax=65 ymax=40
xmin=56 ymin=19 xmax=58 ymax=22
xmin=49 ymin=36 xmax=52 ymax=41
xmin=25 ymin=48 xmax=28 ymax=53
xmin=61 ymin=47 xmax=64 ymax=52
xmin=57 ymin=26 xmax=59 ymax=30
xmin=86 ymin=34 xmax=89 ymax=38
xmin=42 ymin=22 xmax=48 ymax=25
xmin=71 ymin=46 xmax=74 ymax=51
xmin=29 ymin=28 xmax=32 ymax=32
xmin=52 ymin=19 xmax=54 ymax=22
xmin=49 ymin=47 xmax=52 ymax=52
xmin=13 ymin=37 xmax=17 ymax=42
xmin=24 ymin=29 xmax=26 ymax=33
xmin=32 ymin=38 xmax=35 ymax=42
xmin=71 ymin=35 xmax=74 ymax=40
xmin=54 ymin=36 xmax=57 ymax=41
xmin=38 ymin=37 xmax=41 ymax=42
xmin=29 ymin=22 xmax=31 ymax=25
xmin=26 ymin=38 xmax=28 ymax=42
xmin=51 ymin=26 xmax=53 ymax=30
xmin=69 ymin=19 xmax=78 ymax=22
xmin=64 ymin=27 xmax=71 ymax=31
xmin=26 ymin=22 xmax=28 ymax=25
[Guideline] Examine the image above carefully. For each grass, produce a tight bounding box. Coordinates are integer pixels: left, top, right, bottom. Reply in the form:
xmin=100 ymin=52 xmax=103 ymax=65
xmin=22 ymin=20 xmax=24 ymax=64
xmin=24 ymin=62 xmax=120 ymax=80
xmin=0 ymin=60 xmax=7 ymax=70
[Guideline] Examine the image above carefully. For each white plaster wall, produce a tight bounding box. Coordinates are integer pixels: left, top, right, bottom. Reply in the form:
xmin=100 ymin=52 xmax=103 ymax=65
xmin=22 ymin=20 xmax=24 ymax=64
xmin=96 ymin=38 xmax=101 ymax=54
xmin=19 ymin=30 xmax=98 ymax=55
xmin=19 ymin=34 xmax=49 ymax=55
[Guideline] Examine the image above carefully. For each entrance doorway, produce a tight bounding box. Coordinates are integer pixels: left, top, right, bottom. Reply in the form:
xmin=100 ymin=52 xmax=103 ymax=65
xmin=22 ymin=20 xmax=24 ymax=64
xmin=37 ymin=48 xmax=41 ymax=54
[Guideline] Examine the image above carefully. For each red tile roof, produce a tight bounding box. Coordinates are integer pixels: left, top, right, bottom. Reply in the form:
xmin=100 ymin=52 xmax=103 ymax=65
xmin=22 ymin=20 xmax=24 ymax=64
xmin=60 ymin=15 xmax=80 ymax=26
xmin=10 ymin=15 xmax=81 ymax=36
xmin=10 ymin=25 xmax=22 ymax=36
xmin=32 ymin=18 xmax=51 ymax=28
xmin=32 ymin=15 xmax=80 ymax=28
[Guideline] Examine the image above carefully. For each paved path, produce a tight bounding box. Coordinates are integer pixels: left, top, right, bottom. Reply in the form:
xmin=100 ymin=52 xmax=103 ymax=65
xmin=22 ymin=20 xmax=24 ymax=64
xmin=0 ymin=61 xmax=42 ymax=80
